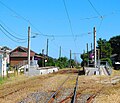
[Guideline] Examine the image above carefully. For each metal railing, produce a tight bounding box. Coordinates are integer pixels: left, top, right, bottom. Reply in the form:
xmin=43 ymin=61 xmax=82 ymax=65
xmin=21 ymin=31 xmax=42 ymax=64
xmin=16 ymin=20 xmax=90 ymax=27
xmin=87 ymin=60 xmax=112 ymax=75
xmin=98 ymin=61 xmax=112 ymax=75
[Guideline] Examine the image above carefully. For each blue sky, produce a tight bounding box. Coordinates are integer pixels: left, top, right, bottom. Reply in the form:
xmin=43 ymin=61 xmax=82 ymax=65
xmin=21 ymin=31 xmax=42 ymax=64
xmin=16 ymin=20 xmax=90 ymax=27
xmin=0 ymin=0 xmax=120 ymax=62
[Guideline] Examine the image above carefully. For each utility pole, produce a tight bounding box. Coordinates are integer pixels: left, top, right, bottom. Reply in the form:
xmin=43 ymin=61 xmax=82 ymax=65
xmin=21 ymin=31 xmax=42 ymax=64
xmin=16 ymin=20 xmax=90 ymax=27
xmin=46 ymin=39 xmax=49 ymax=56
xmin=3 ymin=49 xmax=6 ymax=79
xmin=91 ymin=43 xmax=92 ymax=51
xmin=74 ymin=53 xmax=77 ymax=65
xmin=87 ymin=43 xmax=89 ymax=66
xmin=93 ymin=27 xmax=96 ymax=68
xmin=59 ymin=46 xmax=61 ymax=58
xmin=72 ymin=53 xmax=81 ymax=67
xmin=87 ymin=43 xmax=88 ymax=54
xmin=83 ymin=50 xmax=85 ymax=66
xmin=70 ymin=50 xmax=72 ymax=68
xmin=42 ymin=49 xmax=45 ymax=67
xmin=83 ymin=50 xmax=85 ymax=54
xmin=28 ymin=26 xmax=30 ymax=74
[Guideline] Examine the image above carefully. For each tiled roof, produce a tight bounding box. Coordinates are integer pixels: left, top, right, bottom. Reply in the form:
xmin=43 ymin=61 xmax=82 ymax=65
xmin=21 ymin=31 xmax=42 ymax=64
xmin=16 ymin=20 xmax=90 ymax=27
xmin=10 ymin=46 xmax=36 ymax=57
xmin=10 ymin=52 xmax=35 ymax=57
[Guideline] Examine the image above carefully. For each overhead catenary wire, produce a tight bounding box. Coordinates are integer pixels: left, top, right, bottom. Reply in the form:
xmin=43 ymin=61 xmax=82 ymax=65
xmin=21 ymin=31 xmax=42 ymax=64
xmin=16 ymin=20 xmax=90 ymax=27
xmin=0 ymin=19 xmax=27 ymax=38
xmin=31 ymin=32 xmax=92 ymax=38
xmin=98 ymin=18 xmax=103 ymax=33
xmin=31 ymin=32 xmax=54 ymax=37
xmin=87 ymin=0 xmax=102 ymax=17
xmin=62 ymin=0 xmax=80 ymax=53
xmin=0 ymin=24 xmax=26 ymax=40
xmin=87 ymin=0 xmax=104 ymax=35
xmin=0 ymin=0 xmax=73 ymax=58
xmin=62 ymin=0 xmax=74 ymax=38
xmin=96 ymin=11 xmax=120 ymax=33
xmin=0 ymin=27 xmax=27 ymax=43
xmin=1 ymin=0 xmax=105 ymax=62
xmin=80 ymin=16 xmax=101 ymax=20
xmin=0 ymin=1 xmax=29 ymax=24
xmin=79 ymin=11 xmax=120 ymax=21
xmin=0 ymin=20 xmax=39 ymax=40
xmin=0 ymin=0 xmax=54 ymax=38
xmin=62 ymin=0 xmax=77 ymax=42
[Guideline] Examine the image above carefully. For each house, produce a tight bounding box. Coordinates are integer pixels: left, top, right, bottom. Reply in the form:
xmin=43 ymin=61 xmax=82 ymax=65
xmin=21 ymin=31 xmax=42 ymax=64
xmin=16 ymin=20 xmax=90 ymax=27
xmin=10 ymin=46 xmax=44 ymax=68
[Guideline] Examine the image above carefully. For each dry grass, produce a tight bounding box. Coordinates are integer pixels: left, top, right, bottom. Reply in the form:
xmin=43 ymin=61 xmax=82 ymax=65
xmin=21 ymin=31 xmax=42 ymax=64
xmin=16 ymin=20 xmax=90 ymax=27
xmin=93 ymin=70 xmax=120 ymax=103
xmin=0 ymin=69 xmax=120 ymax=103
xmin=111 ymin=69 xmax=120 ymax=76
xmin=77 ymin=70 xmax=120 ymax=103
xmin=0 ymin=70 xmax=77 ymax=103
xmin=95 ymin=84 xmax=120 ymax=103
xmin=0 ymin=73 xmax=57 ymax=103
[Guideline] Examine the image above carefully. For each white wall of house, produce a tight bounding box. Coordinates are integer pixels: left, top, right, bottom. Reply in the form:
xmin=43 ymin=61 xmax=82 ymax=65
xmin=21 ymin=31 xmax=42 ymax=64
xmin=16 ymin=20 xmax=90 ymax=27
xmin=0 ymin=55 xmax=7 ymax=76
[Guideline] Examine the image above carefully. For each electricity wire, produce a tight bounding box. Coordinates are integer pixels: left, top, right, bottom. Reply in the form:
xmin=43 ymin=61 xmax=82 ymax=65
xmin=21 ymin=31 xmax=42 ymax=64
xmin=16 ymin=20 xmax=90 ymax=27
xmin=0 ymin=0 xmax=54 ymax=38
xmin=0 ymin=0 xmax=76 ymax=58
xmin=62 ymin=0 xmax=75 ymax=40
xmin=0 ymin=1 xmax=29 ymax=24
xmin=0 ymin=19 xmax=27 ymax=38
xmin=0 ymin=27 xmax=27 ymax=43
xmin=98 ymin=18 xmax=103 ymax=33
xmin=87 ymin=0 xmax=104 ymax=35
xmin=79 ymin=11 xmax=119 ymax=21
xmin=0 ymin=24 xmax=26 ymax=40
xmin=31 ymin=32 xmax=54 ymax=37
xmin=32 ymin=32 xmax=92 ymax=38
xmin=62 ymin=0 xmax=79 ymax=53
xmin=87 ymin=0 xmax=101 ymax=17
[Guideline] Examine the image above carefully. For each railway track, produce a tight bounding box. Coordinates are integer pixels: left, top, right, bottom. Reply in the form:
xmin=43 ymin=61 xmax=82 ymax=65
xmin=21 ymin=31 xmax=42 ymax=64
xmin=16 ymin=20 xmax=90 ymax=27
xmin=45 ymin=73 xmax=79 ymax=103
xmin=45 ymin=76 xmax=70 ymax=103
xmin=0 ymin=69 xmax=107 ymax=103
xmin=45 ymin=71 xmax=104 ymax=103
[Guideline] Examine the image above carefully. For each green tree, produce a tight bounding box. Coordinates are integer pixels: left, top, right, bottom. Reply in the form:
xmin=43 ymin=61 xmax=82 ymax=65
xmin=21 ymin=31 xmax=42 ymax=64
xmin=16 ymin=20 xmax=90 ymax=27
xmin=80 ymin=53 xmax=89 ymax=67
xmin=68 ymin=59 xmax=76 ymax=68
xmin=45 ymin=57 xmax=55 ymax=66
xmin=97 ymin=38 xmax=112 ymax=58
xmin=55 ymin=57 xmax=69 ymax=69
xmin=109 ymin=35 xmax=120 ymax=54
xmin=97 ymin=38 xmax=112 ymax=65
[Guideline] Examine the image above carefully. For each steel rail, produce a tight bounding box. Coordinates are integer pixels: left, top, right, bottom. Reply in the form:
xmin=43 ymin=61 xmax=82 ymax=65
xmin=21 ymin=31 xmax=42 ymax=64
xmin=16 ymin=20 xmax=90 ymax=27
xmin=59 ymin=93 xmax=81 ymax=103
xmin=45 ymin=76 xmax=70 ymax=103
xmin=86 ymin=87 xmax=104 ymax=103
xmin=71 ymin=75 xmax=79 ymax=103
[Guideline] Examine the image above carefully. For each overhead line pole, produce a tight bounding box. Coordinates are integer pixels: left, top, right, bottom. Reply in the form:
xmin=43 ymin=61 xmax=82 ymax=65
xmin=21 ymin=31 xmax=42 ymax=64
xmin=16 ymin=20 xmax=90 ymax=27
xmin=87 ymin=43 xmax=88 ymax=54
xmin=70 ymin=50 xmax=72 ymax=68
xmin=46 ymin=39 xmax=49 ymax=56
xmin=91 ymin=43 xmax=92 ymax=51
xmin=42 ymin=49 xmax=45 ymax=67
xmin=87 ymin=43 xmax=89 ymax=66
xmin=59 ymin=46 xmax=61 ymax=58
xmin=93 ymin=27 xmax=96 ymax=68
xmin=28 ymin=26 xmax=30 ymax=75
xmin=72 ymin=53 xmax=81 ymax=66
